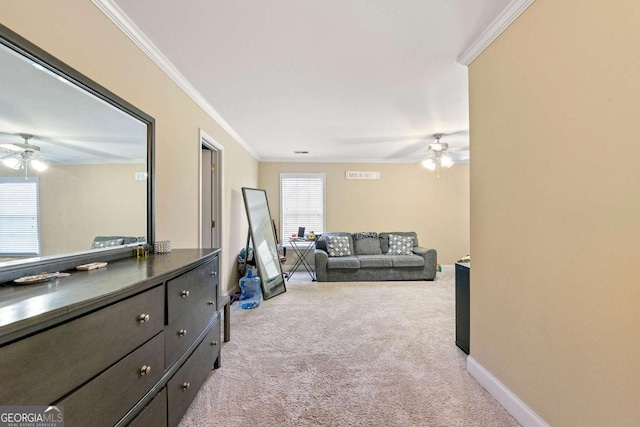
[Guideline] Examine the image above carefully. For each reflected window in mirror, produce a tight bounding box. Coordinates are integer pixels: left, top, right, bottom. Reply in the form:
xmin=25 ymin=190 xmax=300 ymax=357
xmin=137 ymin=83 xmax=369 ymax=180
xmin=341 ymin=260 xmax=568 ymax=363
xmin=0 ymin=177 xmax=40 ymax=259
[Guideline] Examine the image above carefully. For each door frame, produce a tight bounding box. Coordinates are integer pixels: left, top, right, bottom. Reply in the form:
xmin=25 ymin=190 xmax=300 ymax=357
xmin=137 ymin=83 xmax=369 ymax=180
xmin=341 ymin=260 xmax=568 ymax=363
xmin=199 ymin=128 xmax=224 ymax=254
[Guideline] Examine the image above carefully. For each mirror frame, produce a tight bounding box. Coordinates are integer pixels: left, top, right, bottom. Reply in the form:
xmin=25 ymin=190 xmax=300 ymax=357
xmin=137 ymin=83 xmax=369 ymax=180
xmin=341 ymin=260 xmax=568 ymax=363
xmin=0 ymin=23 xmax=155 ymax=284
xmin=241 ymin=187 xmax=286 ymax=300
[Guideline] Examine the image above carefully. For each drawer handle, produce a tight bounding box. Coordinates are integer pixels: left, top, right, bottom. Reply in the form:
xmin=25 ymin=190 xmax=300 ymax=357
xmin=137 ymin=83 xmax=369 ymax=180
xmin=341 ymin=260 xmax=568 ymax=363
xmin=178 ymin=329 xmax=188 ymax=337
xmin=182 ymin=382 xmax=191 ymax=390
xmin=210 ymin=271 xmax=217 ymax=277
xmin=138 ymin=313 xmax=150 ymax=323
xmin=140 ymin=365 xmax=152 ymax=376
xmin=211 ymin=341 xmax=218 ymax=346
xmin=207 ymin=300 xmax=215 ymax=306
xmin=181 ymin=290 xmax=190 ymax=298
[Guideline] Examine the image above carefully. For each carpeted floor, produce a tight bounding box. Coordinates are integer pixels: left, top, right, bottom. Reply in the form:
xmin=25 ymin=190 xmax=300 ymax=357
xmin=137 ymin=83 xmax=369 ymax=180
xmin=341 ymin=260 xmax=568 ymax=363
xmin=179 ymin=270 xmax=520 ymax=427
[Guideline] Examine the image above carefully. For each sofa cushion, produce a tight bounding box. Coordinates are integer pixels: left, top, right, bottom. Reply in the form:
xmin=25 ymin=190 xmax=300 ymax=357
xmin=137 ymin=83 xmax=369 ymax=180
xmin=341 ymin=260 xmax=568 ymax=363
xmin=390 ymin=255 xmax=425 ymax=267
xmin=327 ymin=256 xmax=360 ymax=269
xmin=326 ymin=235 xmax=352 ymax=257
xmin=380 ymin=232 xmax=418 ymax=253
xmin=353 ymin=232 xmax=382 ymax=255
xmin=358 ymin=255 xmax=393 ymax=268
xmin=387 ymin=234 xmax=414 ymax=255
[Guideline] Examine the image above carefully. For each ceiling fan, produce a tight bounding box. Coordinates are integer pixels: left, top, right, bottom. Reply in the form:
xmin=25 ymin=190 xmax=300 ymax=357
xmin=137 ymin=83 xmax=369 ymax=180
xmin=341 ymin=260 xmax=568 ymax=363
xmin=1 ymin=133 xmax=52 ymax=176
xmin=1 ymin=130 xmax=134 ymax=167
xmin=339 ymin=129 xmax=469 ymax=165
xmin=418 ymin=133 xmax=469 ymax=177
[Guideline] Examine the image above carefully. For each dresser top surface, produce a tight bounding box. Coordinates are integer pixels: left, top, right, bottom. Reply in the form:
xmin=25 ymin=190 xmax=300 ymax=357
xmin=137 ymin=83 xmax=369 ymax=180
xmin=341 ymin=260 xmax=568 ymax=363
xmin=0 ymin=249 xmax=219 ymax=344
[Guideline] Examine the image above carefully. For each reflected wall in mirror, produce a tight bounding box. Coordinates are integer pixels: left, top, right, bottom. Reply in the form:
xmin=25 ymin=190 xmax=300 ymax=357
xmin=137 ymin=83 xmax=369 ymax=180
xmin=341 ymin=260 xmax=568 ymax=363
xmin=242 ymin=188 xmax=286 ymax=300
xmin=0 ymin=23 xmax=154 ymax=276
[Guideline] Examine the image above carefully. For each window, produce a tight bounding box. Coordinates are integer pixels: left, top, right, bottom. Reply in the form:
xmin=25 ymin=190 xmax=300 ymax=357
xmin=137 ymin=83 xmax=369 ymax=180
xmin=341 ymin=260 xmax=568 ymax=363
xmin=0 ymin=177 xmax=40 ymax=256
xmin=280 ymin=173 xmax=325 ymax=242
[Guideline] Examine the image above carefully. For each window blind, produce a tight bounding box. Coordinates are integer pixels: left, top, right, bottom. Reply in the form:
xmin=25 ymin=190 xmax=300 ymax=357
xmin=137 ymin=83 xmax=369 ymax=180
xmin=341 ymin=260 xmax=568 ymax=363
xmin=0 ymin=177 xmax=40 ymax=255
xmin=280 ymin=173 xmax=325 ymax=242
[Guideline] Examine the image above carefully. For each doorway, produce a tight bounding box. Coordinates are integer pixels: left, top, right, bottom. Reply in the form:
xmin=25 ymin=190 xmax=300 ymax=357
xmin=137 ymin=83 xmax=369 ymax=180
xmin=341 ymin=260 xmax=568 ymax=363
xmin=200 ymin=130 xmax=223 ymax=249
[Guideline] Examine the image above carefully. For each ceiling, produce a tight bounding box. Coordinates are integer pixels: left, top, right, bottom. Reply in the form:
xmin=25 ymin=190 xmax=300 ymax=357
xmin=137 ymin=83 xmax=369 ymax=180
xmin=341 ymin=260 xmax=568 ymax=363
xmin=110 ymin=0 xmax=513 ymax=163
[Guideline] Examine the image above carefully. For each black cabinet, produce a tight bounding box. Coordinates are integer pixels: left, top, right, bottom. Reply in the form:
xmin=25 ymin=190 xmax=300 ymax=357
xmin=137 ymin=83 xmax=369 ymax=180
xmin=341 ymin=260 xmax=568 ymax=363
xmin=455 ymin=262 xmax=470 ymax=354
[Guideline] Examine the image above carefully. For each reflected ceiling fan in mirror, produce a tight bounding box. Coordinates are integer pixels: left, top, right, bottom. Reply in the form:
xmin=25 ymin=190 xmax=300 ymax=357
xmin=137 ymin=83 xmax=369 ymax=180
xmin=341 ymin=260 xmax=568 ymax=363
xmin=0 ymin=130 xmax=136 ymax=170
xmin=419 ymin=133 xmax=469 ymax=177
xmin=1 ymin=133 xmax=51 ymax=177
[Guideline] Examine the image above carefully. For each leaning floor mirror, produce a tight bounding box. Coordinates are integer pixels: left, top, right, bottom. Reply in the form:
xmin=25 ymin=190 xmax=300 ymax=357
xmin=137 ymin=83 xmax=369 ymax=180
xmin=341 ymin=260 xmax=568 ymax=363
xmin=241 ymin=187 xmax=286 ymax=299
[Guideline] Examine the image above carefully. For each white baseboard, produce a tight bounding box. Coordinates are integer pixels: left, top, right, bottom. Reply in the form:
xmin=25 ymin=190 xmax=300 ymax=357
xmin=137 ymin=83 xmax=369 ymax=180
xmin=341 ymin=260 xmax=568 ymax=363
xmin=467 ymin=356 xmax=550 ymax=427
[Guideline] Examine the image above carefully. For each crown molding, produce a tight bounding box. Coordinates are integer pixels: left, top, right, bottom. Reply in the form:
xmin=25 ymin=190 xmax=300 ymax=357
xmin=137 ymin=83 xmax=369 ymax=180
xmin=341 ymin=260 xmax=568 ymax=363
xmin=91 ymin=0 xmax=260 ymax=160
xmin=457 ymin=0 xmax=535 ymax=66
xmin=260 ymin=156 xmax=470 ymax=164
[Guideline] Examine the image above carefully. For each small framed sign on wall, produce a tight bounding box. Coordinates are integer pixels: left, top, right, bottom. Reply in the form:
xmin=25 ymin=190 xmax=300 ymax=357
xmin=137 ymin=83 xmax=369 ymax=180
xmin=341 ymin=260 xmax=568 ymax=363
xmin=345 ymin=171 xmax=380 ymax=180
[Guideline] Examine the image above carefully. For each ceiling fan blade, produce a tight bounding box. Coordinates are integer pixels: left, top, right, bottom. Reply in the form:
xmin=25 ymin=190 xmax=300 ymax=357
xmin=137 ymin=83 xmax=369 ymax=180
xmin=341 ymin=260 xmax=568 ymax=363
xmin=32 ymin=137 xmax=130 ymax=160
xmin=39 ymin=152 xmax=79 ymax=159
xmin=0 ymin=143 xmax=24 ymax=152
xmin=36 ymin=134 xmax=143 ymax=145
xmin=448 ymin=146 xmax=469 ymax=152
xmin=1 ymin=132 xmax=139 ymax=155
xmin=441 ymin=129 xmax=468 ymax=138
xmin=339 ymin=135 xmax=430 ymax=145
xmin=387 ymin=140 xmax=430 ymax=159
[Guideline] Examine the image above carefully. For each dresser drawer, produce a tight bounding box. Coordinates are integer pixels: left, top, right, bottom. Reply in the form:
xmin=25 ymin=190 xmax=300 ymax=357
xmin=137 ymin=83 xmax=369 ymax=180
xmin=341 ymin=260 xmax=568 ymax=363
xmin=0 ymin=285 xmax=164 ymax=405
xmin=58 ymin=332 xmax=164 ymax=427
xmin=166 ymin=256 xmax=218 ymax=324
xmin=165 ymin=306 xmax=218 ymax=367
xmin=127 ymin=387 xmax=167 ymax=427
xmin=167 ymin=320 xmax=219 ymax=427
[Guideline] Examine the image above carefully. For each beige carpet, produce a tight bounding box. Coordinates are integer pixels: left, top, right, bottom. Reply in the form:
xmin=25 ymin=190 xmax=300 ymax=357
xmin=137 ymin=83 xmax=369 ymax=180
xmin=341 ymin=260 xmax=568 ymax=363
xmin=179 ymin=270 xmax=520 ymax=427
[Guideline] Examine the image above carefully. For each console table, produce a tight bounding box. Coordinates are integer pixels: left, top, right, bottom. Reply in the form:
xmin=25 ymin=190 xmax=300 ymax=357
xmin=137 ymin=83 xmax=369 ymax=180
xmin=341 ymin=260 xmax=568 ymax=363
xmin=0 ymin=249 xmax=221 ymax=427
xmin=455 ymin=262 xmax=470 ymax=354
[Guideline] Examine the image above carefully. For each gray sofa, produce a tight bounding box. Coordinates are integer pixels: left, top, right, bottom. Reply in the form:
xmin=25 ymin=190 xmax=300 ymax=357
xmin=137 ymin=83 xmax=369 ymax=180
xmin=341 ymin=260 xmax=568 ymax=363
xmin=314 ymin=231 xmax=437 ymax=282
xmin=91 ymin=236 xmax=145 ymax=249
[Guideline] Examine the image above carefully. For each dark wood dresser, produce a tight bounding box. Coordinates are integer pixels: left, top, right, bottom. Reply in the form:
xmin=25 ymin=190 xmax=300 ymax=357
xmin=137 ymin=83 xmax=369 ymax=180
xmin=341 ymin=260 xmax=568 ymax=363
xmin=0 ymin=249 xmax=221 ymax=427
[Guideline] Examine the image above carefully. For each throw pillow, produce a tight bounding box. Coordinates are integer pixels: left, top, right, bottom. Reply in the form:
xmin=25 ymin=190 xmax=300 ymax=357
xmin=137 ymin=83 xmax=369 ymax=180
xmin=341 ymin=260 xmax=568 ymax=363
xmin=387 ymin=234 xmax=413 ymax=255
xmin=353 ymin=234 xmax=382 ymax=255
xmin=326 ymin=235 xmax=352 ymax=257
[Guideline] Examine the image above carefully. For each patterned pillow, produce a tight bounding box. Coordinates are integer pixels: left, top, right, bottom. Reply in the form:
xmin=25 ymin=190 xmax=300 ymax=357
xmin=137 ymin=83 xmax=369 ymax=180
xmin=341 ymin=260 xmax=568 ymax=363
xmin=326 ymin=235 xmax=352 ymax=257
xmin=387 ymin=234 xmax=413 ymax=255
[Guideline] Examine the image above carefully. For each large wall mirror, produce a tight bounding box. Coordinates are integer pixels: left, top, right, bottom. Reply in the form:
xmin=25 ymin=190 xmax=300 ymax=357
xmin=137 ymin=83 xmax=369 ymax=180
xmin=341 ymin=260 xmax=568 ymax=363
xmin=0 ymin=23 xmax=154 ymax=283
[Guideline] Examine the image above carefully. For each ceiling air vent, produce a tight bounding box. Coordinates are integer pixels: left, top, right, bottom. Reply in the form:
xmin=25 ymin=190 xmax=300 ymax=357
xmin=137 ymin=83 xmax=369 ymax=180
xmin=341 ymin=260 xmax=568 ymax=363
xmin=294 ymin=151 xmax=309 ymax=154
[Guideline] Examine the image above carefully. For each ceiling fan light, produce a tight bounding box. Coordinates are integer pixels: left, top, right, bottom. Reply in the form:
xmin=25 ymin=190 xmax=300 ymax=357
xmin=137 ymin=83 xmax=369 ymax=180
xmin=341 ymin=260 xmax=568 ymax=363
xmin=440 ymin=155 xmax=454 ymax=168
xmin=2 ymin=157 xmax=22 ymax=170
xmin=422 ymin=158 xmax=436 ymax=170
xmin=30 ymin=159 xmax=48 ymax=171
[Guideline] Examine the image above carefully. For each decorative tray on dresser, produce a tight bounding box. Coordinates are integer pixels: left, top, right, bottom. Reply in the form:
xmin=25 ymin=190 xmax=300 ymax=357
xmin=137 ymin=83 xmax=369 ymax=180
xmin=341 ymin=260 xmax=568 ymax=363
xmin=0 ymin=248 xmax=222 ymax=427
